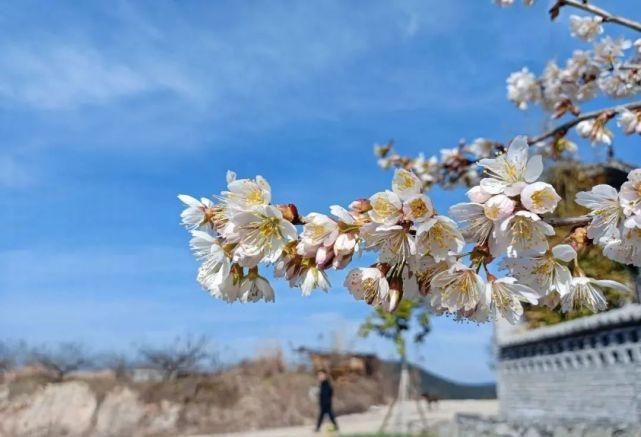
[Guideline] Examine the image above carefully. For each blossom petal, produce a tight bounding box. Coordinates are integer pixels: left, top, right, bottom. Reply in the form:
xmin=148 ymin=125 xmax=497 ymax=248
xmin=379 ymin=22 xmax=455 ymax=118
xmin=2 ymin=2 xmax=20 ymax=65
xmin=591 ymin=279 xmax=630 ymax=292
xmin=480 ymin=178 xmax=508 ymax=194
xmin=552 ymin=244 xmax=577 ymax=262
xmin=524 ymin=155 xmax=543 ymax=183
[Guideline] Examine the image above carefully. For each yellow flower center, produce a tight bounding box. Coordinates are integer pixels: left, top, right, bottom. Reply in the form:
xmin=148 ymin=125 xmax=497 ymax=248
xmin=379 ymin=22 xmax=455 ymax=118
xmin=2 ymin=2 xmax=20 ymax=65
xmin=484 ymin=205 xmax=501 ymax=221
xmin=362 ymin=278 xmax=379 ymax=303
xmin=372 ymin=197 xmax=398 ymax=218
xmin=503 ymin=161 xmax=520 ymax=182
xmin=429 ymin=223 xmax=448 ymax=249
xmin=246 ymin=189 xmax=265 ymax=205
xmin=408 ymin=198 xmax=427 ymax=218
xmin=307 ymin=223 xmax=328 ymax=240
xmin=396 ymin=172 xmax=416 ymax=191
xmin=258 ymin=217 xmax=282 ymax=245
xmin=530 ymin=189 xmax=555 ymax=209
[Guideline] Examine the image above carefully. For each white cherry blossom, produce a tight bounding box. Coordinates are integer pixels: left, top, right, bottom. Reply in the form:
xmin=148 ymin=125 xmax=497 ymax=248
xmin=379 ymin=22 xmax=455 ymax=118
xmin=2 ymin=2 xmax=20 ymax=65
xmin=416 ymin=215 xmax=465 ymax=261
xmin=576 ymin=184 xmax=623 ymax=243
xmin=362 ymin=223 xmax=415 ymax=265
xmin=369 ymin=190 xmax=403 ymax=224
xmin=561 ymin=276 xmax=629 ymax=313
xmin=593 ymin=37 xmax=631 ymax=65
xmin=478 ymin=136 xmax=543 ymax=196
xmin=502 ymin=244 xmax=575 ymax=296
xmin=449 ymin=203 xmax=494 ymax=246
xmin=222 ymin=175 xmax=271 ymax=213
xmin=506 ymin=68 xmax=541 ymax=110
xmin=483 ymin=194 xmax=515 ymax=221
xmin=298 ymin=213 xmax=339 ymax=256
xmin=484 ymin=277 xmax=541 ymax=324
xmin=300 ymin=267 xmax=331 ymax=296
xmin=345 ymin=267 xmax=390 ymax=304
xmin=467 ymin=185 xmax=492 ymax=203
xmin=190 ymin=231 xmax=234 ymax=300
xmin=402 ymin=194 xmax=434 ymax=223
xmin=618 ymin=108 xmax=641 ymax=135
xmin=430 ymin=263 xmax=485 ymax=312
xmin=178 ymin=195 xmax=215 ymax=230
xmin=467 ymin=138 xmax=494 ymax=159
xmin=602 ymin=224 xmax=641 ymax=267
xmin=239 ymin=270 xmax=275 ymax=303
xmin=232 ymin=205 xmax=298 ymax=265
xmin=569 ymin=15 xmax=603 ymax=42
xmin=520 ymin=182 xmax=561 ymax=214
xmin=414 ymin=255 xmax=451 ymax=296
xmin=391 ymin=169 xmax=423 ymax=201
xmin=496 ymin=211 xmax=555 ymax=257
xmin=576 ymin=119 xmax=613 ymax=145
xmin=619 ymin=169 xmax=641 ymax=216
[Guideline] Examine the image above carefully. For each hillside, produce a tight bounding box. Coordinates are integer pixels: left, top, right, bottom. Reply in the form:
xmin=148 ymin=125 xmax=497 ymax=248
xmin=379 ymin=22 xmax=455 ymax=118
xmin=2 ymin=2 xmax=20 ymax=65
xmin=380 ymin=360 xmax=496 ymax=399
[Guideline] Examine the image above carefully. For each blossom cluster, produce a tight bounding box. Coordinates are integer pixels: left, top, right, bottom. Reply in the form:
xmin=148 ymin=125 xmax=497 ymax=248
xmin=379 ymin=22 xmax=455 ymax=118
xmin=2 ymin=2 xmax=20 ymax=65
xmin=506 ymin=27 xmax=641 ymax=148
xmin=440 ymin=136 xmax=630 ymax=321
xmin=179 ymin=136 xmax=638 ymax=324
xmin=507 ymin=35 xmax=641 ymax=110
xmin=178 ymin=3 xmax=641 ymax=326
xmin=375 ymin=138 xmax=501 ymax=191
xmin=576 ymin=170 xmax=641 ymax=268
xmin=377 ymin=5 xmax=641 ymax=193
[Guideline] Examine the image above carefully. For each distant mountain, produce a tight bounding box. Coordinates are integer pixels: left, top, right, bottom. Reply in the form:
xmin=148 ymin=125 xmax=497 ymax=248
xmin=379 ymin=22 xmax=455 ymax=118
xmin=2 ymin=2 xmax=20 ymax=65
xmin=380 ymin=360 xmax=496 ymax=399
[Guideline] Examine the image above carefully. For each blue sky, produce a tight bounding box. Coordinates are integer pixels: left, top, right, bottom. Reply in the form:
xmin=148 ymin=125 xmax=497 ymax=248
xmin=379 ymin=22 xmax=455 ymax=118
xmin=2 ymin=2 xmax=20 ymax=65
xmin=1 ymin=0 xmax=639 ymax=383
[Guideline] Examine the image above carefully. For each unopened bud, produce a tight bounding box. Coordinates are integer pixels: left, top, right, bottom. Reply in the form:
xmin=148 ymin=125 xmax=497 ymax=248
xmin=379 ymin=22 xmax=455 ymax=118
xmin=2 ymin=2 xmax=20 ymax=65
xmin=471 ymin=244 xmax=493 ymax=266
xmin=373 ymin=142 xmax=392 ymax=158
xmin=539 ymin=291 xmax=560 ymax=310
xmin=277 ymin=204 xmax=302 ymax=225
xmin=387 ymin=277 xmax=403 ymax=312
xmin=315 ymin=246 xmax=334 ymax=269
xmin=349 ymin=198 xmax=372 ymax=213
xmin=374 ymin=262 xmax=391 ymax=276
xmin=569 ymin=226 xmax=589 ymax=252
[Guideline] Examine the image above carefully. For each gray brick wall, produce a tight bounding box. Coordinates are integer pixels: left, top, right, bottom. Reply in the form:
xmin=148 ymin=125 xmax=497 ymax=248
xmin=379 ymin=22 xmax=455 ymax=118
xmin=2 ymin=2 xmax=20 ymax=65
xmin=497 ymin=330 xmax=641 ymax=424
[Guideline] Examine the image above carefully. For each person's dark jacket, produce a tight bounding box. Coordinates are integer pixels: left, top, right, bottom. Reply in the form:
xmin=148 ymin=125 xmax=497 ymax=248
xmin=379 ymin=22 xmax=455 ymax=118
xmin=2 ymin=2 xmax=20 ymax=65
xmin=319 ymin=380 xmax=333 ymax=407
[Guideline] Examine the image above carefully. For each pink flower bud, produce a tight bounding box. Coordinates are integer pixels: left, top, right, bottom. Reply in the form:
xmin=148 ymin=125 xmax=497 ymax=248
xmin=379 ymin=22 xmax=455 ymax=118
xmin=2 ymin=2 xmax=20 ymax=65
xmin=315 ymin=246 xmax=334 ymax=269
xmin=349 ymin=198 xmax=372 ymax=213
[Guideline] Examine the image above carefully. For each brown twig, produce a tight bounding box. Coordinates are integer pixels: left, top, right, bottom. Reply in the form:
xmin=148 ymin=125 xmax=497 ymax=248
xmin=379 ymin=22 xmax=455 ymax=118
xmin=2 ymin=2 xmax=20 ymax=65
xmin=545 ymin=215 xmax=591 ymax=227
xmin=527 ymin=100 xmax=641 ymax=145
xmin=553 ymin=0 xmax=641 ymax=33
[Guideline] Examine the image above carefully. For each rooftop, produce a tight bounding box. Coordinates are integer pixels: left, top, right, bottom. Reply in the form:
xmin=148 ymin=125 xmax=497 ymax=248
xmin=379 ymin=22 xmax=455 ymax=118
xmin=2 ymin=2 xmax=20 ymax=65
xmin=497 ymin=304 xmax=641 ymax=348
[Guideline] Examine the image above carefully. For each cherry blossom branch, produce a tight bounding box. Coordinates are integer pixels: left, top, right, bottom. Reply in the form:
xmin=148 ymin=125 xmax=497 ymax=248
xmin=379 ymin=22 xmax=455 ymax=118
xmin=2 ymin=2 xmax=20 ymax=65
xmin=527 ymin=100 xmax=641 ymax=145
xmin=544 ymin=215 xmax=591 ymax=227
xmin=551 ymin=0 xmax=641 ymax=33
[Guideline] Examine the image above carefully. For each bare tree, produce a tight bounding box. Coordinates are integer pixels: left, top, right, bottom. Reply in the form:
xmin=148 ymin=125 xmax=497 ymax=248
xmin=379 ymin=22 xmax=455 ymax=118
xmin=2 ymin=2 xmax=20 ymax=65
xmin=0 ymin=341 xmax=16 ymax=376
xmin=138 ymin=335 xmax=214 ymax=380
xmin=99 ymin=353 xmax=132 ymax=380
xmin=28 ymin=342 xmax=92 ymax=382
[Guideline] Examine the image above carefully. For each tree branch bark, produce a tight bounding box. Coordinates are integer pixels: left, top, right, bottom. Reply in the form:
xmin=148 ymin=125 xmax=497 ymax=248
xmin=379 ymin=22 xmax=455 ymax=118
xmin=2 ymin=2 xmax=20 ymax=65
xmin=545 ymin=215 xmax=591 ymax=227
xmin=527 ymin=100 xmax=641 ymax=145
xmin=554 ymin=0 xmax=641 ymax=33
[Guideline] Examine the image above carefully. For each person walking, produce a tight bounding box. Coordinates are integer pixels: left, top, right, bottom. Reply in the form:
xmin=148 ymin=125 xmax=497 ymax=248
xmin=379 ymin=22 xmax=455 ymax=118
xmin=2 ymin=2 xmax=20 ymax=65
xmin=315 ymin=370 xmax=339 ymax=432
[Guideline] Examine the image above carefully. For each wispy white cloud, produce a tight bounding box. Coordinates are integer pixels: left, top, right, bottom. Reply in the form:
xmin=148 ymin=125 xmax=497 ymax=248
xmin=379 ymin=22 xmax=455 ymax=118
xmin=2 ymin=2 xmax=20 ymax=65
xmin=0 ymin=1 xmax=466 ymax=114
xmin=0 ymin=43 xmax=195 ymax=110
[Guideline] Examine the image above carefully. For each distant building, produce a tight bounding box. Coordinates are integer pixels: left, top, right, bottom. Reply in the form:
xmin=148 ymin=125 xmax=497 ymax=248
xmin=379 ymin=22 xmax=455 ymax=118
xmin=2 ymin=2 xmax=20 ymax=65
xmin=294 ymin=347 xmax=380 ymax=379
xmin=130 ymin=367 xmax=164 ymax=383
xmin=495 ymin=305 xmax=641 ymax=426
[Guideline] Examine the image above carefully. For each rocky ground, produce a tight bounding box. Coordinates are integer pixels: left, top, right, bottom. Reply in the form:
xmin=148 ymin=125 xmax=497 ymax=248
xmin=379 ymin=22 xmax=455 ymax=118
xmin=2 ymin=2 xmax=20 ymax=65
xmin=0 ymin=360 xmax=385 ymax=437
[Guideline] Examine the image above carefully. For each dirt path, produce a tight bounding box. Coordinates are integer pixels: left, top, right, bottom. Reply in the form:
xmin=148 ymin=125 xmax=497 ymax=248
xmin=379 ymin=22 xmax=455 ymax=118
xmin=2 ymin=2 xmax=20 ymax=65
xmin=190 ymin=399 xmax=498 ymax=436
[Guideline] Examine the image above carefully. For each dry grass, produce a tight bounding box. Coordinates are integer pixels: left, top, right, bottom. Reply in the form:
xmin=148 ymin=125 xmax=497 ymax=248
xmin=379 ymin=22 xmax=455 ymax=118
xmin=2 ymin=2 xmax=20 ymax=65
xmin=2 ymin=352 xmax=386 ymax=435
